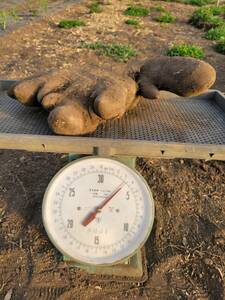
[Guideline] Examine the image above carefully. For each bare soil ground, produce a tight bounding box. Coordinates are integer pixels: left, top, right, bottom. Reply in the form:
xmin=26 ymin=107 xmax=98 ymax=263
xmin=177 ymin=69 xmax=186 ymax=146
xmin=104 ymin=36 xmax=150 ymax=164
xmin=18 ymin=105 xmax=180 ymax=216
xmin=0 ymin=0 xmax=224 ymax=299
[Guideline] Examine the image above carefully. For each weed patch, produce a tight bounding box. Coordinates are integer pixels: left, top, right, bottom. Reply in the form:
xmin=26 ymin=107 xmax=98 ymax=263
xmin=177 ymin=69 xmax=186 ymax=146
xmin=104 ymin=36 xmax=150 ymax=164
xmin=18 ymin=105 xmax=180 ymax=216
xmin=167 ymin=44 xmax=205 ymax=58
xmin=154 ymin=12 xmax=176 ymax=23
xmin=124 ymin=6 xmax=149 ymax=17
xmin=89 ymin=2 xmax=103 ymax=13
xmin=80 ymin=41 xmax=136 ymax=61
xmin=215 ymin=40 xmax=225 ymax=54
xmin=58 ymin=19 xmax=86 ymax=28
xmin=0 ymin=8 xmax=19 ymax=30
xmin=184 ymin=0 xmax=215 ymax=6
xmin=125 ymin=19 xmax=140 ymax=26
xmin=189 ymin=6 xmax=225 ymax=29
xmin=205 ymin=25 xmax=225 ymax=40
xmin=153 ymin=0 xmax=215 ymax=6
xmin=151 ymin=6 xmax=167 ymax=13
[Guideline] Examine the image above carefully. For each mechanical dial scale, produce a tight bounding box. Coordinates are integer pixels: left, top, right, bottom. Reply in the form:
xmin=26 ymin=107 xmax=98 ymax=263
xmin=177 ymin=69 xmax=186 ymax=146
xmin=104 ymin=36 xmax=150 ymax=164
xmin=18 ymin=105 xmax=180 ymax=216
xmin=42 ymin=156 xmax=155 ymax=279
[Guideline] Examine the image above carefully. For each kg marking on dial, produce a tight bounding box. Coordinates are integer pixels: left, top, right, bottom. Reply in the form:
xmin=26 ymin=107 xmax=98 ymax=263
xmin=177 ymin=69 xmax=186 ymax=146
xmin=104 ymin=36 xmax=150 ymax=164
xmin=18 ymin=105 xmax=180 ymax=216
xmin=43 ymin=157 xmax=154 ymax=265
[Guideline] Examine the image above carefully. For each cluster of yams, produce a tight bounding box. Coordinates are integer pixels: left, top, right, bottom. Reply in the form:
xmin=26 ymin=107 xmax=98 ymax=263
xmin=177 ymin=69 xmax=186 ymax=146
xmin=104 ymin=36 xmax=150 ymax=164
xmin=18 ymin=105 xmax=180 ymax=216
xmin=8 ymin=56 xmax=216 ymax=136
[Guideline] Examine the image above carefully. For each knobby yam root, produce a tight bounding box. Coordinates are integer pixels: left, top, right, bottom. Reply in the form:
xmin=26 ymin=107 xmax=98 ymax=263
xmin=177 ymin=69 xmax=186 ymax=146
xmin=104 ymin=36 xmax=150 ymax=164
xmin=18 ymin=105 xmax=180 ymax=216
xmin=8 ymin=57 xmax=216 ymax=136
xmin=8 ymin=65 xmax=138 ymax=136
xmin=137 ymin=57 xmax=216 ymax=99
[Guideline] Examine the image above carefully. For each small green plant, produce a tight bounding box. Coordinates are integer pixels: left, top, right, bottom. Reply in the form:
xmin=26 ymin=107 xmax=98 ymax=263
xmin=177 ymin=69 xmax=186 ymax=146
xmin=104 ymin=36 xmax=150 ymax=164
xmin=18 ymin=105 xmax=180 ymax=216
xmin=124 ymin=6 xmax=149 ymax=17
xmin=58 ymin=19 xmax=86 ymax=28
xmin=152 ymin=0 xmax=215 ymax=6
xmin=184 ymin=0 xmax=214 ymax=6
xmin=154 ymin=12 xmax=176 ymax=23
xmin=0 ymin=8 xmax=19 ymax=30
xmin=80 ymin=41 xmax=136 ymax=61
xmin=89 ymin=2 xmax=103 ymax=13
xmin=190 ymin=6 xmax=225 ymax=29
xmin=0 ymin=11 xmax=8 ymax=30
xmin=205 ymin=25 xmax=225 ymax=40
xmin=151 ymin=6 xmax=167 ymax=13
xmin=167 ymin=44 xmax=205 ymax=58
xmin=125 ymin=19 xmax=140 ymax=26
xmin=215 ymin=40 xmax=225 ymax=54
xmin=9 ymin=7 xmax=19 ymax=20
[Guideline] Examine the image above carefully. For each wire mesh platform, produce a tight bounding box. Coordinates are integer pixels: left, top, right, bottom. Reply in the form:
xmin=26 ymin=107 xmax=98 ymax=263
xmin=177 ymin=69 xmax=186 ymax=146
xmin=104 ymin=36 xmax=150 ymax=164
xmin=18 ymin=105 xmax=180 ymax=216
xmin=0 ymin=80 xmax=225 ymax=160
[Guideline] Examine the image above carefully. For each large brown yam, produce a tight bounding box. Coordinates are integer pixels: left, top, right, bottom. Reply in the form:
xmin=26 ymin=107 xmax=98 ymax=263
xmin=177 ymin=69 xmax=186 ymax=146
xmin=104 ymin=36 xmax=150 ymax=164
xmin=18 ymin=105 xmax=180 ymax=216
xmin=138 ymin=57 xmax=216 ymax=99
xmin=8 ymin=64 xmax=138 ymax=136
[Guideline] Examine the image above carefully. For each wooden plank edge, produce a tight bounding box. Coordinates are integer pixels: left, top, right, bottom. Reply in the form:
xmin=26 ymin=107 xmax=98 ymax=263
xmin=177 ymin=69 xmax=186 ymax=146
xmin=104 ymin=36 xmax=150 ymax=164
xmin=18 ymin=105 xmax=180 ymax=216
xmin=0 ymin=133 xmax=224 ymax=160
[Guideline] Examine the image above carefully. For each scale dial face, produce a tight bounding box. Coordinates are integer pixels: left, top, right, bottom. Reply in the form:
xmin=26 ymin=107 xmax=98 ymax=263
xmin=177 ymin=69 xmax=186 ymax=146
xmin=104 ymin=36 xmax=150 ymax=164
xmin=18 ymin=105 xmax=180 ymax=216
xmin=43 ymin=157 xmax=154 ymax=265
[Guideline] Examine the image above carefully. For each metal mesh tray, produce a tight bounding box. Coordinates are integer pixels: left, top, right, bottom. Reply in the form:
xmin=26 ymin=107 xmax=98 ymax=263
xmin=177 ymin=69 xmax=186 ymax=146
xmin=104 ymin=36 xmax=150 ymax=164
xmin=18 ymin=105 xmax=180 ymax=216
xmin=0 ymin=80 xmax=225 ymax=160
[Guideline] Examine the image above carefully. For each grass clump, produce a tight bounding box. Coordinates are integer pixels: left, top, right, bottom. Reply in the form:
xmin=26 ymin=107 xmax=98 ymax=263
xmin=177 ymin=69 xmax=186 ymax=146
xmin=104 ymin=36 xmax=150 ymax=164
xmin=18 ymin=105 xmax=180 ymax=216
xmin=125 ymin=19 xmax=140 ymax=26
xmin=205 ymin=25 xmax=225 ymax=40
xmin=153 ymin=0 xmax=215 ymax=6
xmin=0 ymin=8 xmax=19 ymax=30
xmin=124 ymin=6 xmax=149 ymax=17
xmin=154 ymin=12 xmax=176 ymax=23
xmin=151 ymin=6 xmax=176 ymax=23
xmin=184 ymin=0 xmax=214 ymax=6
xmin=151 ymin=6 xmax=167 ymax=13
xmin=215 ymin=40 xmax=225 ymax=54
xmin=189 ymin=5 xmax=225 ymax=54
xmin=81 ymin=41 xmax=136 ymax=61
xmin=189 ymin=6 xmax=225 ymax=29
xmin=89 ymin=2 xmax=103 ymax=13
xmin=0 ymin=11 xmax=9 ymax=30
xmin=152 ymin=0 xmax=216 ymax=6
xmin=58 ymin=19 xmax=86 ymax=28
xmin=167 ymin=44 xmax=205 ymax=58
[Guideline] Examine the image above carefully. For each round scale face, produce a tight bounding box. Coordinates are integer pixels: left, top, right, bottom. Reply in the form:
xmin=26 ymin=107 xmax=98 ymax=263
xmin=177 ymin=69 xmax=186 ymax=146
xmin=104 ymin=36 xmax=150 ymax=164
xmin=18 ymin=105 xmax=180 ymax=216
xmin=43 ymin=157 xmax=154 ymax=265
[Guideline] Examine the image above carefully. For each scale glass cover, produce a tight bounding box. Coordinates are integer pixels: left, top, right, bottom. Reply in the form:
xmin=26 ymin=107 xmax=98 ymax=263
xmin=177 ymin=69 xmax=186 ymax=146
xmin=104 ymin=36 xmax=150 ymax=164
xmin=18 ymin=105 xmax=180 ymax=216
xmin=42 ymin=157 xmax=155 ymax=266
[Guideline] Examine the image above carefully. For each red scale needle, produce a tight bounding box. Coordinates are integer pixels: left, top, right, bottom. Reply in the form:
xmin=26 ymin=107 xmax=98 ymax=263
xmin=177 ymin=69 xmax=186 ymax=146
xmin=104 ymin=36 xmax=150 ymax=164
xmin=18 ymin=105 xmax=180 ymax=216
xmin=81 ymin=183 xmax=124 ymax=227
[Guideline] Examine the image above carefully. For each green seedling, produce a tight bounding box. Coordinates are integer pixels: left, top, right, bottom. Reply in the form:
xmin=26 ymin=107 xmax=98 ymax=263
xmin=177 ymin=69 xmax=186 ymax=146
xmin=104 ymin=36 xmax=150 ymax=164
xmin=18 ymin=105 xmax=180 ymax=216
xmin=167 ymin=44 xmax=205 ymax=58
xmin=153 ymin=0 xmax=215 ymax=6
xmin=89 ymin=2 xmax=103 ymax=13
xmin=59 ymin=19 xmax=86 ymax=28
xmin=190 ymin=6 xmax=225 ymax=29
xmin=205 ymin=25 xmax=225 ymax=40
xmin=124 ymin=6 xmax=149 ymax=17
xmin=80 ymin=41 xmax=137 ymax=61
xmin=184 ymin=0 xmax=215 ymax=6
xmin=0 ymin=8 xmax=19 ymax=30
xmin=125 ymin=19 xmax=140 ymax=26
xmin=0 ymin=11 xmax=8 ymax=30
xmin=151 ymin=6 xmax=167 ymax=13
xmin=154 ymin=12 xmax=176 ymax=23
xmin=215 ymin=39 xmax=225 ymax=54
xmin=9 ymin=7 xmax=19 ymax=20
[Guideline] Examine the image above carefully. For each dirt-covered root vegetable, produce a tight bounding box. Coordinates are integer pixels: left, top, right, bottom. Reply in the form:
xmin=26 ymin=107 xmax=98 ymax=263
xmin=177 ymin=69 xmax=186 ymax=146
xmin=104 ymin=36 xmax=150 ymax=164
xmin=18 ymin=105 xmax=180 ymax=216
xmin=137 ymin=57 xmax=216 ymax=99
xmin=48 ymin=99 xmax=102 ymax=136
xmin=8 ymin=65 xmax=138 ymax=136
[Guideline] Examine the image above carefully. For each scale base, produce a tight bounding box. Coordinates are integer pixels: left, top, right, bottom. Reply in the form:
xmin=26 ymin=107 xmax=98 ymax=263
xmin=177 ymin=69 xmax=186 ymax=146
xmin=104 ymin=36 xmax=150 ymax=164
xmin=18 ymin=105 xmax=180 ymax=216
xmin=63 ymin=248 xmax=145 ymax=278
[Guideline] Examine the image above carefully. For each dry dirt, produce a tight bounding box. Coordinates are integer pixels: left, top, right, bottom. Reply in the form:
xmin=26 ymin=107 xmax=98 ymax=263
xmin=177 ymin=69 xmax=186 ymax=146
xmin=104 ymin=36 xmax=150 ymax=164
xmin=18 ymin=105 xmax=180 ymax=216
xmin=0 ymin=0 xmax=224 ymax=299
